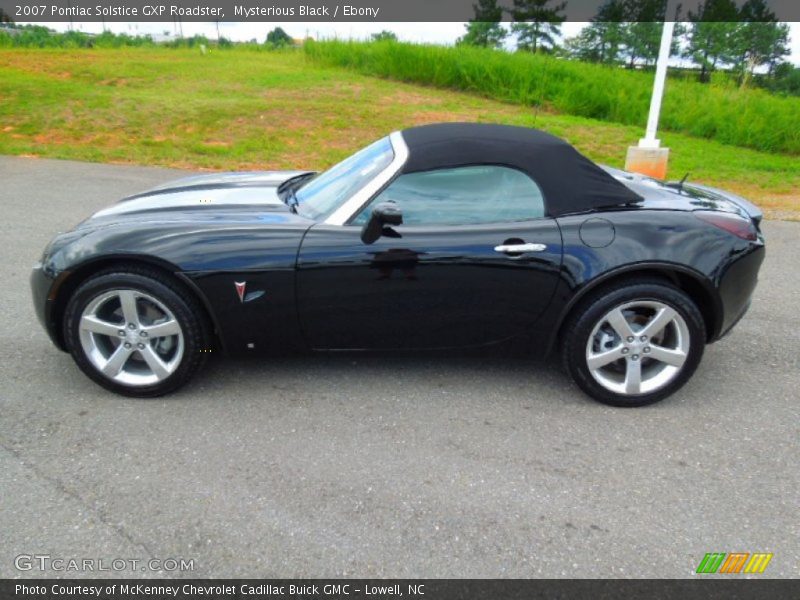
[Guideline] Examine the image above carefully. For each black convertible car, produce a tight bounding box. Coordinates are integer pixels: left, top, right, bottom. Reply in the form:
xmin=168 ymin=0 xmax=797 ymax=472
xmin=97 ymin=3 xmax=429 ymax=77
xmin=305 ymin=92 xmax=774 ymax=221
xmin=31 ymin=123 xmax=765 ymax=406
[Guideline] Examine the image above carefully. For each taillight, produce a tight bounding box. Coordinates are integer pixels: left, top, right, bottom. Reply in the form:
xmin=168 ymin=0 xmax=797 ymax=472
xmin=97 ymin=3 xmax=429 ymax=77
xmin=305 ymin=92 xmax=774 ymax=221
xmin=694 ymin=211 xmax=758 ymax=241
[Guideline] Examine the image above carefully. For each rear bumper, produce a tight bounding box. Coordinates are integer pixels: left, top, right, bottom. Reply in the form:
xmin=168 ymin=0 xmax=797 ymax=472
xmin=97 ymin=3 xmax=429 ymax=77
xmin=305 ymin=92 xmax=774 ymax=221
xmin=718 ymin=300 xmax=751 ymax=340
xmin=714 ymin=242 xmax=765 ymax=340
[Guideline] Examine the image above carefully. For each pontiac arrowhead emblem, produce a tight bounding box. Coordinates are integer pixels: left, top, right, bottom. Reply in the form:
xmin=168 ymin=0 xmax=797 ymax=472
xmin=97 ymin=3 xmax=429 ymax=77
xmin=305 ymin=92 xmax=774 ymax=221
xmin=234 ymin=281 xmax=246 ymax=303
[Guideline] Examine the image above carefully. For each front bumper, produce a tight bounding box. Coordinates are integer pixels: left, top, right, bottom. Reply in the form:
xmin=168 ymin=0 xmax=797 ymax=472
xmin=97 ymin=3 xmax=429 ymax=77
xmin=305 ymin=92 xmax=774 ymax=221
xmin=30 ymin=263 xmax=65 ymax=350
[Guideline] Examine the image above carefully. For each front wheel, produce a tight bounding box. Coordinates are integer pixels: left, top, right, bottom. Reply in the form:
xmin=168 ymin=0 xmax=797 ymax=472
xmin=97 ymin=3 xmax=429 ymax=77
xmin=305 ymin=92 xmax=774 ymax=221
xmin=562 ymin=281 xmax=706 ymax=407
xmin=63 ymin=267 xmax=210 ymax=397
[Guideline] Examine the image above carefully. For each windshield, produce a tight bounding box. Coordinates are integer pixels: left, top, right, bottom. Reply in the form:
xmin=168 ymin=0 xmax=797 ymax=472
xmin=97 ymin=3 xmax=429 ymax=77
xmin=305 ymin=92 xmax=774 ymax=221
xmin=296 ymin=136 xmax=394 ymax=220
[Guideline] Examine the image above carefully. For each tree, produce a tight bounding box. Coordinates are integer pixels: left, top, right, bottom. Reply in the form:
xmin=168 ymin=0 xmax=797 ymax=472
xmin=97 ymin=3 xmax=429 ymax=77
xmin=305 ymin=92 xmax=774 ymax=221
xmin=766 ymin=62 xmax=800 ymax=96
xmin=620 ymin=22 xmax=660 ymax=67
xmin=371 ymin=30 xmax=398 ymax=42
xmin=616 ymin=0 xmax=666 ymax=68
xmin=684 ymin=0 xmax=740 ymax=82
xmin=509 ymin=0 xmax=567 ymax=53
xmin=265 ymin=27 xmax=292 ymax=48
xmin=731 ymin=0 xmax=790 ymax=86
xmin=614 ymin=0 xmax=684 ymax=69
xmin=457 ymin=0 xmax=507 ymax=49
xmin=562 ymin=0 xmax=626 ymax=63
xmin=0 ymin=8 xmax=14 ymax=24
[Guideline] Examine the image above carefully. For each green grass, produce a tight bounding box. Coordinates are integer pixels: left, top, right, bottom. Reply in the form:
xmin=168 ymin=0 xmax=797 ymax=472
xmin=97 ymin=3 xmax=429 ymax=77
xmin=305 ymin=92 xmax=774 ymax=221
xmin=305 ymin=40 xmax=800 ymax=156
xmin=0 ymin=46 xmax=797 ymax=218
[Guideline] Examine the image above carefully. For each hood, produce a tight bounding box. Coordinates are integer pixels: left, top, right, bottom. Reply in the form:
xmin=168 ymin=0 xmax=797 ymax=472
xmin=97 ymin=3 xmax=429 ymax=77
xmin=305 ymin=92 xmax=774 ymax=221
xmin=45 ymin=170 xmax=316 ymax=264
xmin=601 ymin=166 xmax=762 ymax=225
xmin=89 ymin=170 xmax=311 ymax=220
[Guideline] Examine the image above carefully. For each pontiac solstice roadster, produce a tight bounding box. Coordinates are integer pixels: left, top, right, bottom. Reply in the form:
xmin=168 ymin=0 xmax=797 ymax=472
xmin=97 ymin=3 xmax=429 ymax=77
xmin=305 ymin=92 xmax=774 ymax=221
xmin=31 ymin=123 xmax=765 ymax=406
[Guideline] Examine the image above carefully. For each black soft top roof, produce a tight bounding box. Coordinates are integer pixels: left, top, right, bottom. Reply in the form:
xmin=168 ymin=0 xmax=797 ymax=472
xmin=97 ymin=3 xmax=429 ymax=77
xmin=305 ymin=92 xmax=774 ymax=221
xmin=400 ymin=123 xmax=642 ymax=217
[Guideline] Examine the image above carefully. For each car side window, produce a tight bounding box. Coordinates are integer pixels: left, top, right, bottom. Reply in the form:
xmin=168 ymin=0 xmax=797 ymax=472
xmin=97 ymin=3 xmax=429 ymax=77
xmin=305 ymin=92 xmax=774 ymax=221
xmin=351 ymin=165 xmax=545 ymax=226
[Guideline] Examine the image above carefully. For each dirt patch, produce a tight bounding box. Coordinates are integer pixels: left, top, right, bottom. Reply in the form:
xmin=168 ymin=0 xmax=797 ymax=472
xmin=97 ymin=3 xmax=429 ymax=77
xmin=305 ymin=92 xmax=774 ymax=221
xmin=98 ymin=78 xmax=129 ymax=87
xmin=380 ymin=90 xmax=445 ymax=106
xmin=31 ymin=129 xmax=127 ymax=148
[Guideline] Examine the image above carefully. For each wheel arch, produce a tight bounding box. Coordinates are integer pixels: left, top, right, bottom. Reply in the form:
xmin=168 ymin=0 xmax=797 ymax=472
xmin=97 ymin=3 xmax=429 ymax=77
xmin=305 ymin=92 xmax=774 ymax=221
xmin=548 ymin=263 xmax=722 ymax=355
xmin=49 ymin=254 xmax=222 ymax=352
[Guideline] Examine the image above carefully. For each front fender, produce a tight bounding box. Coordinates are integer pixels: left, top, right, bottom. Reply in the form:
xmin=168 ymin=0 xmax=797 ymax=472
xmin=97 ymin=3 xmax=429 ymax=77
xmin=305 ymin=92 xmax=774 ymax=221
xmin=35 ymin=220 xmax=312 ymax=355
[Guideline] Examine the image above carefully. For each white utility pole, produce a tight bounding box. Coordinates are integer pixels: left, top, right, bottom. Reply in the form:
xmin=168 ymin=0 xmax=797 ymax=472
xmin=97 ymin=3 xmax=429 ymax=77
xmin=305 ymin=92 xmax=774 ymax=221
xmin=639 ymin=20 xmax=676 ymax=148
xmin=625 ymin=0 xmax=680 ymax=178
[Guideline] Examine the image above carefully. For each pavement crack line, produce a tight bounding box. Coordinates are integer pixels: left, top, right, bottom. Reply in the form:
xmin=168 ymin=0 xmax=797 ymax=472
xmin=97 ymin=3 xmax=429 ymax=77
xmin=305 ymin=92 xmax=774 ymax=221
xmin=0 ymin=438 xmax=158 ymax=559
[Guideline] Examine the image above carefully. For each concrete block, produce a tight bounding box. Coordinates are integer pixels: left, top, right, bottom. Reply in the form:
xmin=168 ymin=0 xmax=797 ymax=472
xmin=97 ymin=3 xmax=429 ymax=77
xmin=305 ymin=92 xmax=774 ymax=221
xmin=625 ymin=146 xmax=670 ymax=180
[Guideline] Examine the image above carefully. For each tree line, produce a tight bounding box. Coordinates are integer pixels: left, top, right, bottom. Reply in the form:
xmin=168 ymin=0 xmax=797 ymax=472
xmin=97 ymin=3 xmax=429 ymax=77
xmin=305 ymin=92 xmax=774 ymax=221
xmin=458 ymin=0 xmax=794 ymax=91
xmin=0 ymin=21 xmax=398 ymax=51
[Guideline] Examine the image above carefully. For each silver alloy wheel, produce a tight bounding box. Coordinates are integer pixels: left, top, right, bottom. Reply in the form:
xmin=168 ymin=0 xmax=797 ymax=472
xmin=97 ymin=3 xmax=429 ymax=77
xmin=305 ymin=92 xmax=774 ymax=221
xmin=78 ymin=289 xmax=184 ymax=386
xmin=585 ymin=300 xmax=690 ymax=396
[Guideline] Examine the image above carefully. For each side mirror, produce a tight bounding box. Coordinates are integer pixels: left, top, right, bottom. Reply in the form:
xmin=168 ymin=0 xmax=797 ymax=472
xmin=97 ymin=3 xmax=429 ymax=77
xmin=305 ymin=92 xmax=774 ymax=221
xmin=361 ymin=201 xmax=403 ymax=244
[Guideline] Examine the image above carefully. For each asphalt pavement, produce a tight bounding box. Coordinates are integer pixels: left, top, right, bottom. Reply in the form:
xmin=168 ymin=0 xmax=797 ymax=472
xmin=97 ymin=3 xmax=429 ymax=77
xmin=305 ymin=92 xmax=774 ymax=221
xmin=1 ymin=155 xmax=798 ymax=578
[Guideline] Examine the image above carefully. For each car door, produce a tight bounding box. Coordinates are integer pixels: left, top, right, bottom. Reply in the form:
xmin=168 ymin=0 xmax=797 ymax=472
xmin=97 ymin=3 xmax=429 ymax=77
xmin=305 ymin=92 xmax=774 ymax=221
xmin=296 ymin=165 xmax=563 ymax=350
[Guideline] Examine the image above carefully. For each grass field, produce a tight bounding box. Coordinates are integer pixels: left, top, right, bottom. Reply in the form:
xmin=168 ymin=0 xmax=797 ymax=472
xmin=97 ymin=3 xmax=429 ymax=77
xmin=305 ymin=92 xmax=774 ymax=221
xmin=306 ymin=40 xmax=800 ymax=155
xmin=1 ymin=47 xmax=798 ymax=219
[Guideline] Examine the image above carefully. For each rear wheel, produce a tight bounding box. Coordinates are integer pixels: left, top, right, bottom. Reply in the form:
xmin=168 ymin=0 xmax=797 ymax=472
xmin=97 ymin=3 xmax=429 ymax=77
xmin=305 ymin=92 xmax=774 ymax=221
xmin=64 ymin=267 xmax=210 ymax=397
xmin=562 ymin=281 xmax=705 ymax=407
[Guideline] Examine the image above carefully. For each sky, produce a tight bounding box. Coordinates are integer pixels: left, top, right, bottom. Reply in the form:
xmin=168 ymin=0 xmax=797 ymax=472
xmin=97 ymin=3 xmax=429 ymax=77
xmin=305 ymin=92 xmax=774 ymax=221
xmin=33 ymin=21 xmax=800 ymax=65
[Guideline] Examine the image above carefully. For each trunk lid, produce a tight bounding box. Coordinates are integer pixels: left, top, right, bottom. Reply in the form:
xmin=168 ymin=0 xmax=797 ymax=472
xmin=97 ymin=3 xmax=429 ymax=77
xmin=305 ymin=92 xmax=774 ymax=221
xmin=601 ymin=166 xmax=762 ymax=229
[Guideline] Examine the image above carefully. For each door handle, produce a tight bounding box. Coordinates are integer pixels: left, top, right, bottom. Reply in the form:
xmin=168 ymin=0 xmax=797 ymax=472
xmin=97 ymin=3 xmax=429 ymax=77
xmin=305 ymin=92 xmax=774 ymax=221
xmin=494 ymin=243 xmax=547 ymax=254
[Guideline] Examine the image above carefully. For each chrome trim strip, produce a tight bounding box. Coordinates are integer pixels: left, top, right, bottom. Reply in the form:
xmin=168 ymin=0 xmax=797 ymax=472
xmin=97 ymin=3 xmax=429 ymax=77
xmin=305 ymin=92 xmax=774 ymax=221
xmin=324 ymin=131 xmax=409 ymax=226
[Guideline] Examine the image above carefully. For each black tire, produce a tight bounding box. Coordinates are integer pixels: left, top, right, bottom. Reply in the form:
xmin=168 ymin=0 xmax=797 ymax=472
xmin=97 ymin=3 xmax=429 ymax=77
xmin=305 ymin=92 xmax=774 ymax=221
xmin=63 ymin=265 xmax=211 ymax=397
xmin=561 ymin=280 xmax=705 ymax=407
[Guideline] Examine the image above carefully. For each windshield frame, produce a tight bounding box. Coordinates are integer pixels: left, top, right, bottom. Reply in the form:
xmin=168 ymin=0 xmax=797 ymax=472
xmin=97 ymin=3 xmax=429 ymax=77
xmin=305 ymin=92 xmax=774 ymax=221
xmin=305 ymin=131 xmax=409 ymax=226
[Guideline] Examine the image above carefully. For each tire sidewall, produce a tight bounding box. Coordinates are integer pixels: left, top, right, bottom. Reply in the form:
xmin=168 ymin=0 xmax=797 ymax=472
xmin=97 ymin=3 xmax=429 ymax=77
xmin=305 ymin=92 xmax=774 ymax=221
xmin=564 ymin=283 xmax=705 ymax=407
xmin=64 ymin=271 xmax=206 ymax=397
